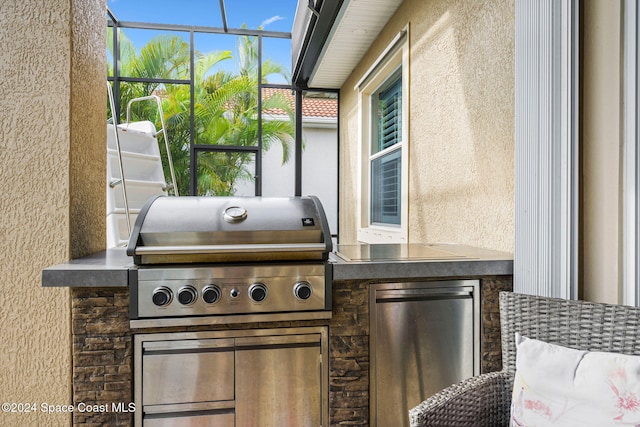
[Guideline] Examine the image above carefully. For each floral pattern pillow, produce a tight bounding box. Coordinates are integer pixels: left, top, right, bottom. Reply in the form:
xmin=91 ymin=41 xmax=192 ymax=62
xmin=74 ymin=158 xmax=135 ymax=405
xmin=510 ymin=333 xmax=640 ymax=427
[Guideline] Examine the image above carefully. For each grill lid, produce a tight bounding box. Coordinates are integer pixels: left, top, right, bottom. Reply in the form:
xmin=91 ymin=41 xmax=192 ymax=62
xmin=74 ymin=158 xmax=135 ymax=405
xmin=127 ymin=196 xmax=332 ymax=265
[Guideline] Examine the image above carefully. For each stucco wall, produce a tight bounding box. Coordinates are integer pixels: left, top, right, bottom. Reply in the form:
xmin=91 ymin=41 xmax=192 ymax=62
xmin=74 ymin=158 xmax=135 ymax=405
xmin=581 ymin=0 xmax=621 ymax=304
xmin=339 ymin=0 xmax=515 ymax=253
xmin=71 ymin=0 xmax=108 ymax=259
xmin=0 ymin=0 xmax=105 ymax=425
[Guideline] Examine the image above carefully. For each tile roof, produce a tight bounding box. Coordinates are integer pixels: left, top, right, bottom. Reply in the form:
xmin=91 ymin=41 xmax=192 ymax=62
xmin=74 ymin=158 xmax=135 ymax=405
xmin=262 ymin=87 xmax=337 ymax=119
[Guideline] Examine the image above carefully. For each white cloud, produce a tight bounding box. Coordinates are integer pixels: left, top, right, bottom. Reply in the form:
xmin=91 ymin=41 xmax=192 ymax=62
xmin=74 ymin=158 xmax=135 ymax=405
xmin=261 ymin=16 xmax=285 ymax=28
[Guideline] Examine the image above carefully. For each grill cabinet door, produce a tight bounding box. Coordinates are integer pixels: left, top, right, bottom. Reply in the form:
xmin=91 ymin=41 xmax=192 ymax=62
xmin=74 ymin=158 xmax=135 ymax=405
xmin=235 ymin=333 xmax=323 ymax=427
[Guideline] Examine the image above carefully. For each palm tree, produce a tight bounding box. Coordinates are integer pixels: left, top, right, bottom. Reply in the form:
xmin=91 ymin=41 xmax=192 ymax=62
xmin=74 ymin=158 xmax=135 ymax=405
xmin=192 ymin=31 xmax=294 ymax=195
xmin=107 ymin=28 xmax=295 ymax=196
xmin=108 ymin=30 xmax=198 ymax=195
xmin=108 ymin=30 xmax=192 ymax=120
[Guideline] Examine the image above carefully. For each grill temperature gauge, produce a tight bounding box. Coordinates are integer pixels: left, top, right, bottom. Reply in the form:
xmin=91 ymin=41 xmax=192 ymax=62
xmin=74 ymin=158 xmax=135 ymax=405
xmin=222 ymin=206 xmax=248 ymax=223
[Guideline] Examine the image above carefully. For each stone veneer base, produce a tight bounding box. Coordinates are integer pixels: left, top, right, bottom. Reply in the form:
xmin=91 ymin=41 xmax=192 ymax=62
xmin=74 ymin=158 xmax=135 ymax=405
xmin=70 ymin=275 xmax=512 ymax=426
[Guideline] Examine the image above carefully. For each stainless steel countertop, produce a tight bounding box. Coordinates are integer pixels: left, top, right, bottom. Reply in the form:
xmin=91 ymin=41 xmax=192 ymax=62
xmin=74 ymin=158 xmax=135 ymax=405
xmin=330 ymin=243 xmax=513 ymax=281
xmin=41 ymin=243 xmax=513 ymax=288
xmin=42 ymin=247 xmax=133 ymax=287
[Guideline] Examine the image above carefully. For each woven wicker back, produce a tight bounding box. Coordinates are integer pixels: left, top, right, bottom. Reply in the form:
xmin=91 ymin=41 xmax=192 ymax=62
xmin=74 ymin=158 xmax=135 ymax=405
xmin=499 ymin=291 xmax=640 ymax=373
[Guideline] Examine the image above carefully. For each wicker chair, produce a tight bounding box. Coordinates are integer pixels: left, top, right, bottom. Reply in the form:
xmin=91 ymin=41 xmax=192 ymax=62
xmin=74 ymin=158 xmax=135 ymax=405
xmin=409 ymin=291 xmax=640 ymax=427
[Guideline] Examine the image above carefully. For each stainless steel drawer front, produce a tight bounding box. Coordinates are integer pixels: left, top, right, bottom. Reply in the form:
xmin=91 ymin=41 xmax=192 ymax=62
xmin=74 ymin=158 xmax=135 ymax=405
xmin=134 ymin=327 xmax=329 ymax=427
xmin=370 ymin=281 xmax=480 ymax=427
xmin=142 ymin=338 xmax=234 ymax=406
xmin=235 ymin=334 xmax=323 ymax=427
xmin=143 ymin=412 xmax=234 ymax=427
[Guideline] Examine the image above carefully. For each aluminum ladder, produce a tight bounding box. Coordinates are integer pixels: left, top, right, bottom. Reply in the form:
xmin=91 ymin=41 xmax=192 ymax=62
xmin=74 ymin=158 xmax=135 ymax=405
xmin=106 ymin=82 xmax=179 ymax=247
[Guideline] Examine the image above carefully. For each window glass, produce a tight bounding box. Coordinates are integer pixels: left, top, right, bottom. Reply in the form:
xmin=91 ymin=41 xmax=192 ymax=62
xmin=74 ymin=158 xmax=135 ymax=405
xmin=259 ymin=88 xmax=296 ymax=197
xmin=114 ymin=81 xmax=192 ymax=196
xmin=262 ymin=37 xmax=292 ymax=84
xmin=300 ymin=91 xmax=339 ymax=238
xmin=224 ymin=0 xmax=296 ymax=31
xmin=107 ymin=0 xmax=222 ymax=27
xmin=116 ymin=29 xmax=190 ymax=80
xmin=370 ymin=71 xmax=402 ymax=227
xmin=158 ymin=84 xmax=192 ymax=196
xmin=372 ymin=72 xmax=402 ymax=154
xmin=194 ymin=32 xmax=259 ymax=147
xmin=106 ymin=17 xmax=315 ymax=205
xmin=196 ymin=151 xmax=256 ymax=196
xmin=107 ymin=25 xmax=114 ymax=77
xmin=371 ymin=149 xmax=401 ymax=225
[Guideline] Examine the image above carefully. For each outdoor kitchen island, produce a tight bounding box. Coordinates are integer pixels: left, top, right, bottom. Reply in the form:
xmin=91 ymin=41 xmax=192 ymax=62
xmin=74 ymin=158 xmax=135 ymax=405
xmin=42 ymin=242 xmax=512 ymax=427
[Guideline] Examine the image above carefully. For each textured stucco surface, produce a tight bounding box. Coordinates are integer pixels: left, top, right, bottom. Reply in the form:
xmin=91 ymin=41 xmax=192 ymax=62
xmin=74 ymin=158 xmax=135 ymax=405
xmin=581 ymin=0 xmax=621 ymax=304
xmin=0 ymin=0 xmax=105 ymax=425
xmin=71 ymin=0 xmax=107 ymax=259
xmin=340 ymin=0 xmax=515 ymax=253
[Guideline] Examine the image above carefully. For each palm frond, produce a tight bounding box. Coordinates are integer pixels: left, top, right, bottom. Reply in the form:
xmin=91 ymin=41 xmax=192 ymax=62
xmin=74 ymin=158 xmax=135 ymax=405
xmin=111 ymin=29 xmax=297 ymax=195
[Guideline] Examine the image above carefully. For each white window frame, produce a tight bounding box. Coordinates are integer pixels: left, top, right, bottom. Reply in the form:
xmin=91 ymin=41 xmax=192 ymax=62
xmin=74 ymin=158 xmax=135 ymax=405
xmin=356 ymin=29 xmax=409 ymax=243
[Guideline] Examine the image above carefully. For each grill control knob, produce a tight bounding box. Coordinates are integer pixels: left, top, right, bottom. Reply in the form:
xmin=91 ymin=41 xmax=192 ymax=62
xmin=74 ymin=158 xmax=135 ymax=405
xmin=152 ymin=286 xmax=172 ymax=307
xmin=293 ymin=281 xmax=313 ymax=300
xmin=177 ymin=285 xmax=198 ymax=305
xmin=202 ymin=285 xmax=221 ymax=304
xmin=249 ymin=283 xmax=268 ymax=302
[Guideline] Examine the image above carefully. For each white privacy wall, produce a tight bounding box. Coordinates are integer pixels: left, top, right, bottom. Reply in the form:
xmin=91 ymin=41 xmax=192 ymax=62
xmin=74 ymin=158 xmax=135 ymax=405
xmin=235 ymin=120 xmax=339 ymax=236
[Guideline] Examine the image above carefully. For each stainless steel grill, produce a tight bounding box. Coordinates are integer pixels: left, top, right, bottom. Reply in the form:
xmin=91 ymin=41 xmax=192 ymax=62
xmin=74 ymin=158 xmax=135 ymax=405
xmin=128 ymin=195 xmax=333 ymax=324
xmin=129 ymin=196 xmax=333 ymax=426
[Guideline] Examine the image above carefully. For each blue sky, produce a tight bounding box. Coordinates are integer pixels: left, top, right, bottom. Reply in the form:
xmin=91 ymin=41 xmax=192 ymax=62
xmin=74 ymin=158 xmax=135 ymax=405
xmin=107 ymin=0 xmax=297 ymax=82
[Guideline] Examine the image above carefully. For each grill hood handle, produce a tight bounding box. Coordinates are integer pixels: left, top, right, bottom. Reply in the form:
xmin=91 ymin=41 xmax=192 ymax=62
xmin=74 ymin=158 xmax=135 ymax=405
xmin=309 ymin=194 xmax=333 ymax=253
xmin=132 ymin=243 xmax=328 ymax=255
xmin=126 ymin=195 xmax=162 ymax=257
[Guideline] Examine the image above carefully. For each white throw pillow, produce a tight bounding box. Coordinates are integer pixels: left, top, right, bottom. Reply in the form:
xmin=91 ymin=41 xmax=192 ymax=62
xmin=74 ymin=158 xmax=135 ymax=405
xmin=510 ymin=333 xmax=640 ymax=427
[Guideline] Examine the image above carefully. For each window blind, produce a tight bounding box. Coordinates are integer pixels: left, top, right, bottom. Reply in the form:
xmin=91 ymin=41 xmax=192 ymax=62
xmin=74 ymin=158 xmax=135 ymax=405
xmin=370 ymin=74 xmax=402 ymax=226
xmin=371 ymin=148 xmax=401 ymax=225
xmin=375 ymin=77 xmax=402 ymax=153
